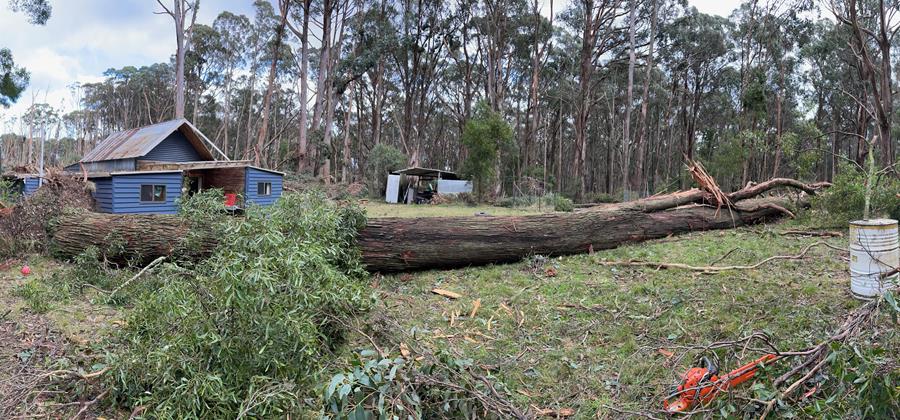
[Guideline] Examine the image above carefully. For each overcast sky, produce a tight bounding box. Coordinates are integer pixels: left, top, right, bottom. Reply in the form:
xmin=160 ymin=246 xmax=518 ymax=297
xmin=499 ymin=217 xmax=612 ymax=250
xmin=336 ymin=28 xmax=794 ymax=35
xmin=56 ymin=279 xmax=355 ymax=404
xmin=0 ymin=0 xmax=742 ymax=126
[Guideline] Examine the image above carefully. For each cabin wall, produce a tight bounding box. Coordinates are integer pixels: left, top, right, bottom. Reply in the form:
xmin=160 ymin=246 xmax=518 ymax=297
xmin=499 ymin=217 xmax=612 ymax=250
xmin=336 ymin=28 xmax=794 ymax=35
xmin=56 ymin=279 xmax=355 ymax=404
xmin=139 ymin=131 xmax=203 ymax=162
xmin=92 ymin=177 xmax=114 ymax=212
xmin=111 ymin=172 xmax=183 ymax=214
xmin=244 ymin=167 xmax=282 ymax=206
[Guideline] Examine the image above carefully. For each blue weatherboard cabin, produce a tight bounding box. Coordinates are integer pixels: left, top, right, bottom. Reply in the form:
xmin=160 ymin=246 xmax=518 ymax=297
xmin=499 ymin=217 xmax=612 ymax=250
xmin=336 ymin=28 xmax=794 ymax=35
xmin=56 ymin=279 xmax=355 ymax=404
xmin=65 ymin=119 xmax=283 ymax=214
xmin=0 ymin=173 xmax=41 ymax=197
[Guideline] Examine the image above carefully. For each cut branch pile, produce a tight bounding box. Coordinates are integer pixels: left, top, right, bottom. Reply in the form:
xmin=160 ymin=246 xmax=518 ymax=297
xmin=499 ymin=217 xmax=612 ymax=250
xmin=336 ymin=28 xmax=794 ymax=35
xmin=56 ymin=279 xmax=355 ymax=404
xmin=0 ymin=171 xmax=95 ymax=254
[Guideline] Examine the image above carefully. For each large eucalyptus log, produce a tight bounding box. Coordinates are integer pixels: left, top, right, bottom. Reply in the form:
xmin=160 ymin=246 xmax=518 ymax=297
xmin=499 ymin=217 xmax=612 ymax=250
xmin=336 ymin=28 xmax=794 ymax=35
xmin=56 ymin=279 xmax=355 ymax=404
xmin=358 ymin=197 xmax=804 ymax=272
xmin=50 ymin=213 xmax=216 ymax=264
xmin=49 ymin=186 xmax=821 ymax=271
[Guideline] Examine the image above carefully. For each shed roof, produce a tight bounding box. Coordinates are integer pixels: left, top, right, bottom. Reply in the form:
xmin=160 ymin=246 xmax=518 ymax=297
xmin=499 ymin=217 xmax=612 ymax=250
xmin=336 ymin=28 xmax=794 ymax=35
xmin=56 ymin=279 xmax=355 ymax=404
xmin=392 ymin=167 xmax=462 ymax=180
xmin=81 ymin=119 xmax=215 ymax=163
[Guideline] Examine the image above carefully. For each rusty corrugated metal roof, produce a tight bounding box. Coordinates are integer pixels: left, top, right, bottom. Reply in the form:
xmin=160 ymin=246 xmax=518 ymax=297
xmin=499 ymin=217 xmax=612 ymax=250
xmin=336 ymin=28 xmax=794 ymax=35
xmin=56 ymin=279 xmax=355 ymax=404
xmin=81 ymin=119 xmax=213 ymax=163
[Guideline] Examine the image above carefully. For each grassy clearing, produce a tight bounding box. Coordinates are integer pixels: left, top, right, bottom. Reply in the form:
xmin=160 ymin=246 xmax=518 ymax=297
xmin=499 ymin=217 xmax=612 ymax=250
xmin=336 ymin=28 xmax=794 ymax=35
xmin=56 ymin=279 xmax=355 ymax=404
xmin=0 ymin=256 xmax=123 ymax=418
xmin=363 ymin=221 xmax=897 ymax=418
xmin=362 ymin=201 xmax=549 ymax=218
xmin=1 ymin=202 xmax=896 ymax=417
xmin=0 ymin=256 xmax=122 ymax=343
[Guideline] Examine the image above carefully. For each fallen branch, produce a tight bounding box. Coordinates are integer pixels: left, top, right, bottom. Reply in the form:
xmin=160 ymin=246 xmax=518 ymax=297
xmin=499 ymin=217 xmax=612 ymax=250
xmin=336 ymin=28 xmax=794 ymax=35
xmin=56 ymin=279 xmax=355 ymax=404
xmin=73 ymin=389 xmax=108 ymax=420
xmin=598 ymin=241 xmax=837 ymax=273
xmin=758 ymin=296 xmax=882 ymax=419
xmin=780 ymin=230 xmax=843 ymax=238
xmin=880 ymin=266 xmax=900 ymax=280
xmin=107 ymin=256 xmax=165 ymax=299
xmin=734 ymin=202 xmax=795 ymax=219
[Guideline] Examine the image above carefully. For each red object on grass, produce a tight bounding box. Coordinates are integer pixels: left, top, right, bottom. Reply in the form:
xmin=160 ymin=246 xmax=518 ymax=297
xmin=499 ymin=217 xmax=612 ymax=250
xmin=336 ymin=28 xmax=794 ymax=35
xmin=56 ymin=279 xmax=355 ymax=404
xmin=21 ymin=265 xmax=31 ymax=276
xmin=224 ymin=193 xmax=237 ymax=207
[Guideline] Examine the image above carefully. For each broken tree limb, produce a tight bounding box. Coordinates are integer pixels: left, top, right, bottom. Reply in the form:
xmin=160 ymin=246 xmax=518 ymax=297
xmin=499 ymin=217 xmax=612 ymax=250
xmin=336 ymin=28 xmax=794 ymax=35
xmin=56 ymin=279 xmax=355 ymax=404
xmin=589 ymin=177 xmax=828 ymax=213
xmin=107 ymin=256 xmax=166 ymax=298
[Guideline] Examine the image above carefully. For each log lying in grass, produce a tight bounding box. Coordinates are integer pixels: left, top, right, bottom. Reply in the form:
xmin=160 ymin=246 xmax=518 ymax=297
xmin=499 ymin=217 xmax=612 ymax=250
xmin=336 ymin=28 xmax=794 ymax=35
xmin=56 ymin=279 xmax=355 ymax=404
xmin=49 ymin=177 xmax=827 ymax=271
xmin=358 ymin=197 xmax=805 ymax=272
xmin=50 ymin=213 xmax=216 ymax=264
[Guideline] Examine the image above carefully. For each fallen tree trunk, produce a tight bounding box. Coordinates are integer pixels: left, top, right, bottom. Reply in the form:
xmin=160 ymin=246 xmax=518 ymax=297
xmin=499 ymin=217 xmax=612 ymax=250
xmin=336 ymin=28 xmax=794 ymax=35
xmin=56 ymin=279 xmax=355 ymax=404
xmin=359 ymin=197 xmax=804 ymax=272
xmin=50 ymin=212 xmax=215 ymax=264
xmin=49 ymin=171 xmax=828 ymax=272
xmin=50 ymin=197 xmax=804 ymax=270
xmin=590 ymin=178 xmax=830 ymax=213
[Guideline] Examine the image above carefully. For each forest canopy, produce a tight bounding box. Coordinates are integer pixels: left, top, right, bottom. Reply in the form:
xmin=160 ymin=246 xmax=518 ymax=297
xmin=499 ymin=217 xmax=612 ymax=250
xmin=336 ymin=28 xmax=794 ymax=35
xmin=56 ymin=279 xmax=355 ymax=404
xmin=1 ymin=0 xmax=898 ymax=199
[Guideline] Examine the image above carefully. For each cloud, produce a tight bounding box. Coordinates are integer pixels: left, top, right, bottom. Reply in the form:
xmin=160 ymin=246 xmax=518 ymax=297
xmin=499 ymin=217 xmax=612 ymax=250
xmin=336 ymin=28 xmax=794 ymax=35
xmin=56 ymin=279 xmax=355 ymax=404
xmin=0 ymin=0 xmax=257 ymax=120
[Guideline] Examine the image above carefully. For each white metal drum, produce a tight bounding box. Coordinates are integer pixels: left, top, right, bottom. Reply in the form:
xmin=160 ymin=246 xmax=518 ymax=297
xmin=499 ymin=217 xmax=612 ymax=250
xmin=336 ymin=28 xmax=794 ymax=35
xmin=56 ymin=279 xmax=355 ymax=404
xmin=849 ymin=219 xmax=899 ymax=299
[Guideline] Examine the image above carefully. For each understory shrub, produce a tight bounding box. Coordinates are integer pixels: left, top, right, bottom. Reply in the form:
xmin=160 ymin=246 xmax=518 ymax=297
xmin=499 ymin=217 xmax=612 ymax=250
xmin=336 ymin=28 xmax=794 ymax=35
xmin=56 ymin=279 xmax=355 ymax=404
xmin=107 ymin=191 xmax=372 ymax=418
xmin=584 ymin=192 xmax=619 ymax=204
xmin=812 ymin=165 xmax=900 ymax=226
xmin=545 ymin=194 xmax=574 ymax=212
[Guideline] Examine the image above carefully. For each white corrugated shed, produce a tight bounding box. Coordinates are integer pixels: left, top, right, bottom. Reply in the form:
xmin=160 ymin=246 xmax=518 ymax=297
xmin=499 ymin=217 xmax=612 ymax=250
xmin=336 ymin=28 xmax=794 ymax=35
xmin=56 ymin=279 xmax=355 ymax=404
xmin=437 ymin=179 xmax=473 ymax=195
xmin=385 ymin=174 xmax=401 ymax=203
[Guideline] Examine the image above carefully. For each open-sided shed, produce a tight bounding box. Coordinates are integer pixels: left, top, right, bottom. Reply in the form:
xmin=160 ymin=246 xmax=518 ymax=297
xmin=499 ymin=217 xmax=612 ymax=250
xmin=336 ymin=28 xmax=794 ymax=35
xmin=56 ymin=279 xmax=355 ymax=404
xmin=386 ymin=167 xmax=472 ymax=204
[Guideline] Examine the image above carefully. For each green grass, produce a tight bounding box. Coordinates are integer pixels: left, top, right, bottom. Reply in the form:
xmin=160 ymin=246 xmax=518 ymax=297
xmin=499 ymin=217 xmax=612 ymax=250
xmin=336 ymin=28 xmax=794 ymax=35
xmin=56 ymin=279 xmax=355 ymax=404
xmin=2 ymin=209 xmax=897 ymax=417
xmin=363 ymin=201 xmax=549 ymax=218
xmin=0 ymin=255 xmax=123 ymax=344
xmin=358 ymin=222 xmax=898 ymax=418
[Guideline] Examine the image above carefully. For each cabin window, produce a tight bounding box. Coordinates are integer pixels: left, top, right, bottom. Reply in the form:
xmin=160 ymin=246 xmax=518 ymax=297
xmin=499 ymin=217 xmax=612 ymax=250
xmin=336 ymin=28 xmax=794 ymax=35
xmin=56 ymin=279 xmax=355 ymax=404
xmin=140 ymin=184 xmax=167 ymax=202
xmin=257 ymin=182 xmax=272 ymax=196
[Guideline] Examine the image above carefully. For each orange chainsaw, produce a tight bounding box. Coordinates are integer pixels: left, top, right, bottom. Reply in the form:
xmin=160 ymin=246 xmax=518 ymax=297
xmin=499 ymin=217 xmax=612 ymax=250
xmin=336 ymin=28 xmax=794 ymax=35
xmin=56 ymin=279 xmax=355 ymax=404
xmin=663 ymin=353 xmax=780 ymax=413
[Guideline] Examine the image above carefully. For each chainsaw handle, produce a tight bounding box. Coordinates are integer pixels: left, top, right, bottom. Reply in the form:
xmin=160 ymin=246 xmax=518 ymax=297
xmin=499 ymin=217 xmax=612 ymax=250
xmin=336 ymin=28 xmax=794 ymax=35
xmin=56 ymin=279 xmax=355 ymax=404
xmin=701 ymin=356 xmax=718 ymax=376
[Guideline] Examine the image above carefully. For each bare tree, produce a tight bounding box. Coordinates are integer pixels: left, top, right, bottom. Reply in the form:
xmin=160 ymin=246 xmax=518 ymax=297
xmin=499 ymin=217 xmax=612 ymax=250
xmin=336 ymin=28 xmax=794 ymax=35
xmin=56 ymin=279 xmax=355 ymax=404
xmin=573 ymin=0 xmax=623 ymax=199
xmin=287 ymin=0 xmax=313 ymax=172
xmin=621 ymin=0 xmax=639 ymax=199
xmin=156 ymin=0 xmax=200 ymax=120
xmin=255 ymin=0 xmax=290 ymax=166
xmin=632 ymin=0 xmax=657 ymax=195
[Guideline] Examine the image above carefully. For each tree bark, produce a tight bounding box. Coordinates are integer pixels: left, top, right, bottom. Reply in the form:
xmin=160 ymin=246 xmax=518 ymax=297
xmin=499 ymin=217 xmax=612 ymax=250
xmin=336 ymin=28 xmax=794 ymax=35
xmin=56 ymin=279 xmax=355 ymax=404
xmin=359 ymin=196 xmax=805 ymax=272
